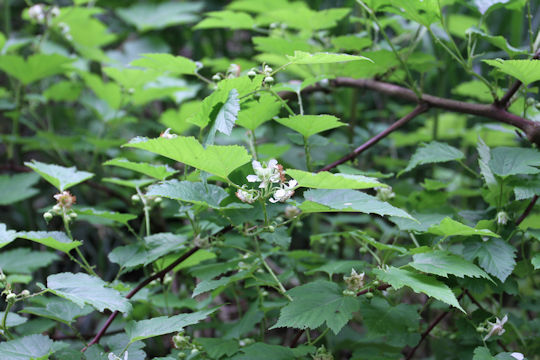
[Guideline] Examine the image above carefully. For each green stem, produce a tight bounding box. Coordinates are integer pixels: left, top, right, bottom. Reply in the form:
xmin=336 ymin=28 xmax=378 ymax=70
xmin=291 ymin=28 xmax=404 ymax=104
xmin=248 ymin=130 xmax=258 ymax=160
xmin=1 ymin=302 xmax=14 ymax=340
xmin=527 ymin=0 xmax=534 ymax=53
xmin=63 ymin=212 xmax=97 ymax=276
xmin=310 ymin=328 xmax=330 ymax=345
xmin=260 ymin=199 xmax=269 ymax=227
xmin=268 ymin=88 xmax=295 ymax=116
xmin=136 ymin=187 xmax=151 ymax=237
xmin=297 ymin=91 xmax=304 ymax=116
xmin=303 ymin=136 xmax=313 ymax=172
xmin=458 ymin=160 xmax=480 ymax=178
xmin=261 ymin=255 xmax=292 ymax=301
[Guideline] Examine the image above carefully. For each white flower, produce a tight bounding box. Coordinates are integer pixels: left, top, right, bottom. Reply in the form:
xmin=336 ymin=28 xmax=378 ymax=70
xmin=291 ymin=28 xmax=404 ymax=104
xmin=496 ymin=211 xmax=509 ymax=225
xmin=270 ymin=180 xmax=297 ymax=203
xmin=235 ymin=186 xmax=259 ymax=204
xmin=108 ymin=352 xmax=128 ymax=360
xmin=160 ymin=128 xmax=177 ymax=139
xmin=510 ymin=353 xmax=524 ymax=360
xmin=484 ymin=314 xmax=508 ymax=341
xmin=247 ymin=159 xmax=282 ymax=188
xmin=284 ymin=205 xmax=301 ymax=219
xmin=28 ymin=4 xmax=45 ymax=22
xmin=50 ymin=6 xmax=60 ymax=18
xmin=53 ymin=191 xmax=76 ymax=209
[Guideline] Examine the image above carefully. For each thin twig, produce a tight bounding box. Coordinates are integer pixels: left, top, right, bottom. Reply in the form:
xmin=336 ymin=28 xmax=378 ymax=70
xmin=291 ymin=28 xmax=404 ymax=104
xmin=405 ymin=293 xmax=464 ymax=360
xmin=515 ymin=195 xmax=539 ymax=226
xmin=319 ymin=104 xmax=429 ymax=172
xmin=81 ymin=247 xmax=200 ymax=352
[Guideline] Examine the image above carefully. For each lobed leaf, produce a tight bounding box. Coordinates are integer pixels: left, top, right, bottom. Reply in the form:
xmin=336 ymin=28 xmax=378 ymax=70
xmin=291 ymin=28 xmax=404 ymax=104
xmin=25 ymin=160 xmax=94 ymax=191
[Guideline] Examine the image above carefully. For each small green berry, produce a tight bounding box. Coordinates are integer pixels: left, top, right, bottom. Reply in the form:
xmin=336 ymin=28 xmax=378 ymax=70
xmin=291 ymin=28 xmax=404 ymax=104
xmin=6 ymin=293 xmax=16 ymax=302
xmin=131 ymin=194 xmax=140 ymax=202
xmin=365 ymin=292 xmax=374 ymax=299
xmin=21 ymin=289 xmax=30 ymax=297
xmin=212 ymin=74 xmax=222 ymax=82
xmin=43 ymin=211 xmax=53 ymax=222
xmin=267 ymin=225 xmax=275 ymax=232
xmin=0 ymin=273 xmax=6 ymax=282
xmin=69 ymin=212 xmax=78 ymax=219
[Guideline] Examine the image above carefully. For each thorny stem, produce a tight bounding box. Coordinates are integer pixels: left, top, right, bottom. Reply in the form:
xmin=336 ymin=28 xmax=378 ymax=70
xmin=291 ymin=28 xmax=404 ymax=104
xmin=82 ymin=246 xmax=201 ymax=352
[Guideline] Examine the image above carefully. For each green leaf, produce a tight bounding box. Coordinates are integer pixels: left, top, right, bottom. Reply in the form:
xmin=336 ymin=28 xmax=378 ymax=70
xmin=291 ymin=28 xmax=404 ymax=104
xmin=305 ymin=260 xmax=366 ymax=277
xmin=25 ymin=160 xmax=94 ymax=191
xmin=464 ymin=238 xmax=516 ymax=282
xmin=192 ymin=271 xmax=250 ymax=297
xmin=0 ymin=173 xmax=40 ymax=205
xmin=17 ymin=231 xmax=82 ymax=253
xmin=126 ymin=309 xmax=215 ymax=344
xmin=194 ymin=11 xmax=255 ymax=30
xmin=0 ymin=334 xmax=55 ymax=360
xmin=286 ymin=51 xmax=372 ymax=65
xmin=0 ymin=54 xmax=73 ymax=85
xmin=410 ymin=251 xmax=491 ymax=279
xmin=387 ymin=0 xmax=441 ymax=27
xmin=0 ymin=312 xmax=27 ymax=327
xmin=488 ymin=147 xmax=540 ymax=177
xmin=301 ymin=189 xmax=414 ymax=219
xmin=484 ymin=59 xmax=540 ymax=86
xmin=130 ymin=53 xmax=198 ymax=75
xmin=47 ymin=272 xmax=132 ymax=313
xmin=124 ymin=136 xmax=252 ymax=180
xmin=360 ymin=297 xmax=420 ymax=346
xmin=0 ymin=223 xmax=17 ymax=249
xmin=146 ymin=180 xmax=228 ymax=208
xmin=477 ymin=137 xmax=497 ymax=188
xmin=234 ymin=343 xmax=296 ymax=360
xmin=474 ymin=0 xmax=514 ymax=14
xmin=275 ymin=115 xmax=346 ymax=138
xmin=0 ymin=248 xmax=59 ymax=274
xmin=467 ymin=28 xmax=526 ymax=57
xmin=196 ymin=338 xmax=239 ymax=359
xmin=428 ymin=218 xmax=499 ymax=238
xmin=271 ymin=280 xmax=360 ymax=334
xmin=373 ymin=267 xmax=464 ymax=312
xmin=104 ymin=158 xmax=176 ymax=180
xmin=116 ymin=2 xmax=202 ymax=31
xmin=286 ymin=169 xmax=383 ymax=189
xmin=263 ymin=7 xmax=350 ymax=31
xmin=399 ymin=141 xmax=464 ymax=175
xmin=75 ymin=207 xmax=137 ymax=226
xmin=473 ymin=346 xmax=495 ymax=360
xmin=21 ymin=298 xmax=93 ymax=325
xmin=215 ymin=89 xmax=240 ymax=136
xmin=236 ymin=94 xmax=282 ymax=131
xmin=514 ymin=179 xmax=540 ymax=200
xmin=103 ymin=177 xmax=155 ymax=189
xmin=532 ymin=254 xmax=540 ymax=270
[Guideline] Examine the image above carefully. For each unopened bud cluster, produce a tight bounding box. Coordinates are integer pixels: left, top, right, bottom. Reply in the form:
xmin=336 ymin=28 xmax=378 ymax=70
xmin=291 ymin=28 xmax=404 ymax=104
xmin=28 ymin=4 xmax=60 ymax=23
xmin=236 ymin=159 xmax=297 ymax=205
xmin=375 ymin=186 xmax=395 ymax=201
xmin=44 ymin=191 xmax=77 ymax=223
xmin=312 ymin=345 xmax=334 ymax=360
xmin=172 ymin=331 xmax=201 ymax=356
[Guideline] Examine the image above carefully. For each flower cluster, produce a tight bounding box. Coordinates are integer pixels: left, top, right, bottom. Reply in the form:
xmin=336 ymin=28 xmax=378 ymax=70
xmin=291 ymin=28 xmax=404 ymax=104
xmin=44 ymin=191 xmax=78 ymax=222
xmin=236 ymin=159 xmax=297 ymax=204
xmin=28 ymin=4 xmax=59 ymax=23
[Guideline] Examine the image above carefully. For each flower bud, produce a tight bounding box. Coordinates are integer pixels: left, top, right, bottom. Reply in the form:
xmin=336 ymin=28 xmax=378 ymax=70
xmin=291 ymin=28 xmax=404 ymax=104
xmin=264 ymin=76 xmax=274 ymax=85
xmin=496 ymin=211 xmax=509 ymax=225
xmin=365 ymin=292 xmax=374 ymax=299
xmin=131 ymin=194 xmax=140 ymax=202
xmin=0 ymin=274 xmax=6 ymax=282
xmin=21 ymin=290 xmax=30 ymax=297
xmin=267 ymin=225 xmax=275 ymax=232
xmin=43 ymin=211 xmax=53 ymax=222
xmin=50 ymin=6 xmax=60 ymax=18
xmin=154 ymin=197 xmax=162 ymax=204
xmin=69 ymin=212 xmax=78 ymax=219
xmin=212 ymin=74 xmax=222 ymax=82
xmin=247 ymin=69 xmax=257 ymax=80
xmin=6 ymin=293 xmax=16 ymax=302
xmin=52 ymin=204 xmax=62 ymax=213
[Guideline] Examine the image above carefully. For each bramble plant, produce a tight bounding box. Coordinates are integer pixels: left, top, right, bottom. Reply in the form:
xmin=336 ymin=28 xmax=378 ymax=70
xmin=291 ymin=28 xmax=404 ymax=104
xmin=0 ymin=0 xmax=539 ymax=359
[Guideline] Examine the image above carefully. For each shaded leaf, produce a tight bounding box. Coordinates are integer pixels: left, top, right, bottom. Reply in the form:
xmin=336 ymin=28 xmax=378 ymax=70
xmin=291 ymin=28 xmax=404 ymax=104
xmin=17 ymin=231 xmax=82 ymax=253
xmin=399 ymin=141 xmax=464 ymax=175
xmin=0 ymin=173 xmax=40 ymax=205
xmin=488 ymin=147 xmax=540 ymax=177
xmin=373 ymin=267 xmax=464 ymax=311
xmin=275 ymin=114 xmax=346 ymax=138
xmin=0 ymin=248 xmax=59 ymax=274
xmin=47 ymin=272 xmax=132 ymax=313
xmin=286 ymin=51 xmax=371 ymax=65
xmin=0 ymin=223 xmax=17 ymax=249
xmin=484 ymin=59 xmax=540 ymax=86
xmin=0 ymin=334 xmax=55 ymax=360
xmin=25 ymin=160 xmax=94 ymax=191
xmin=464 ymin=238 xmax=516 ymax=282
xmin=104 ymin=158 xmax=176 ymax=180
xmin=146 ymin=180 xmax=228 ymax=208
xmin=21 ymin=298 xmax=93 ymax=325
xmin=117 ymin=2 xmax=202 ymax=31
xmin=410 ymin=251 xmax=491 ymax=279
xmin=130 ymin=53 xmax=198 ymax=75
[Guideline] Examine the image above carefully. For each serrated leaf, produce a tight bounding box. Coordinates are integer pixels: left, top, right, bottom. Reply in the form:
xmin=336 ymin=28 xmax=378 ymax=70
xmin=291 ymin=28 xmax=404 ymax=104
xmin=388 ymin=0 xmax=441 ymax=26
xmin=21 ymin=298 xmax=93 ymax=325
xmin=275 ymin=114 xmax=346 ymax=138
xmin=235 ymin=343 xmax=296 ymax=360
xmin=488 ymin=147 xmax=540 ymax=177
xmin=17 ymin=231 xmax=82 ymax=253
xmin=0 ymin=54 xmax=73 ymax=85
xmin=126 ymin=309 xmax=215 ymax=343
xmin=25 ymin=160 xmax=94 ymax=191
xmin=0 ymin=223 xmax=17 ymax=249
xmin=192 ymin=271 xmax=250 ymax=297
xmin=124 ymin=136 xmax=251 ymax=180
xmin=410 ymin=251 xmax=491 ymax=279
xmin=305 ymin=260 xmax=366 ymax=277
xmin=399 ymin=141 xmax=464 ymax=175
xmin=104 ymin=158 xmax=176 ymax=180
xmin=477 ymin=137 xmax=497 ymax=188
xmin=117 ymin=2 xmax=202 ymax=31
xmin=484 ymin=59 xmax=540 ymax=86
xmin=532 ymin=254 xmax=540 ymax=270
xmin=373 ymin=267 xmax=464 ymax=312
xmin=194 ymin=10 xmax=255 ymax=30
xmin=286 ymin=51 xmax=371 ymax=64
xmin=47 ymin=272 xmax=132 ymax=313
xmin=0 ymin=248 xmax=59 ymax=274
xmin=0 ymin=173 xmax=40 ymax=205
xmin=514 ymin=179 xmax=540 ymax=200
xmin=0 ymin=334 xmax=55 ymax=360
xmin=271 ymin=280 xmax=360 ymax=334
xmin=215 ymin=89 xmax=240 ymax=136
xmin=467 ymin=28 xmax=526 ymax=57
xmin=196 ymin=338 xmax=239 ymax=358
xmin=473 ymin=346 xmax=494 ymax=360
xmin=146 ymin=180 xmax=228 ymax=208
xmin=428 ymin=218 xmax=499 ymax=238
xmin=301 ymin=189 xmax=414 ymax=219
xmin=75 ymin=207 xmax=137 ymax=226
xmin=130 ymin=53 xmax=198 ymax=75
xmin=286 ymin=169 xmax=383 ymax=189
xmin=464 ymin=238 xmax=516 ymax=282
xmin=102 ymin=177 xmax=155 ymax=189
xmin=236 ymin=94 xmax=282 ymax=131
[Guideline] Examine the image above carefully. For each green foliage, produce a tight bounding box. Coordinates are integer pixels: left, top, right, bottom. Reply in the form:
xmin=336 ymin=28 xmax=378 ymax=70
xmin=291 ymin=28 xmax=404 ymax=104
xmin=0 ymin=0 xmax=538 ymax=358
